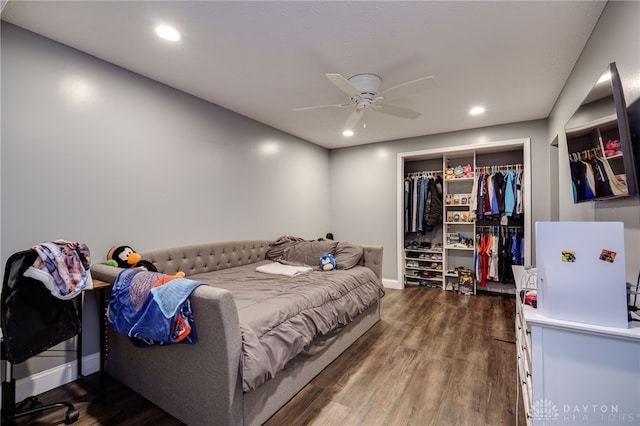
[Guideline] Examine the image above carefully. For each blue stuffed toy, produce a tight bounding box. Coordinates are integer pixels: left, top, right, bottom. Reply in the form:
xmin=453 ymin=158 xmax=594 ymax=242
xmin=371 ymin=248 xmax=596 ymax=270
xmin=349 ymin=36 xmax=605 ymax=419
xmin=320 ymin=254 xmax=336 ymax=271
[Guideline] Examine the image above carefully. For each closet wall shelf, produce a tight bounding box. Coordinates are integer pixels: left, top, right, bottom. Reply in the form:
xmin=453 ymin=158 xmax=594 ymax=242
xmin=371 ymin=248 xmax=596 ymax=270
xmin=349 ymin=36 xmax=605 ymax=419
xmin=444 ymin=177 xmax=474 ymax=182
xmin=406 ymin=266 xmax=443 ymax=272
xmin=405 ymin=248 xmax=443 ymax=254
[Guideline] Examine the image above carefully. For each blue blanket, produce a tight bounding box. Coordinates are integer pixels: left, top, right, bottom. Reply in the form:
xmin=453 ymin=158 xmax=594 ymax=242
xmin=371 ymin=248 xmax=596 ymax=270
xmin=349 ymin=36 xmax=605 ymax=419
xmin=106 ymin=269 xmax=203 ymax=347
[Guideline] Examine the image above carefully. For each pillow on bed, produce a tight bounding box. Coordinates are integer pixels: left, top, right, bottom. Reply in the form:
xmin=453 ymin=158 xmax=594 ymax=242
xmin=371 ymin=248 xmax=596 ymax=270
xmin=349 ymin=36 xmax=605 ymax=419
xmin=334 ymin=242 xmax=364 ymax=270
xmin=281 ymin=240 xmax=338 ymax=267
xmin=265 ymin=235 xmax=305 ymax=261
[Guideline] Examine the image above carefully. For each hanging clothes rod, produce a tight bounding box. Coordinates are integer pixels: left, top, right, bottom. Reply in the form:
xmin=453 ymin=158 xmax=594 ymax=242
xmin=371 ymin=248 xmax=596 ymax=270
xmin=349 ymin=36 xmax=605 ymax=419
xmin=405 ymin=170 xmax=440 ymax=178
xmin=477 ymin=225 xmax=523 ymax=235
xmin=569 ymin=147 xmax=601 ymax=162
xmin=476 ymin=163 xmax=524 ymax=174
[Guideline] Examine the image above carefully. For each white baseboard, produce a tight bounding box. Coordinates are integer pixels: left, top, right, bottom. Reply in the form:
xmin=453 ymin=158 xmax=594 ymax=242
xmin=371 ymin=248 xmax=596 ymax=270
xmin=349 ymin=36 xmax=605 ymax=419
xmin=14 ymin=353 xmax=100 ymax=402
xmin=382 ymin=278 xmax=402 ymax=289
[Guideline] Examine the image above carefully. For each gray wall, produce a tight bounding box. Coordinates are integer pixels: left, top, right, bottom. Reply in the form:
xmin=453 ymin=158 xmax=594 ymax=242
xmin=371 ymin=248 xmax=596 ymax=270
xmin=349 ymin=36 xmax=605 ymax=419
xmin=329 ymin=120 xmax=549 ymax=283
xmin=1 ymin=23 xmax=330 ymax=378
xmin=547 ymin=0 xmax=640 ymax=283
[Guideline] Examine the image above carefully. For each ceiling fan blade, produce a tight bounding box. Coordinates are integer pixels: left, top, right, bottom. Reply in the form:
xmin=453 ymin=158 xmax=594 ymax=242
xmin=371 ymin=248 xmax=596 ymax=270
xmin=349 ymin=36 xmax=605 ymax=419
xmin=292 ymin=103 xmax=352 ymax=111
xmin=374 ymin=103 xmax=421 ymax=119
xmin=379 ymin=76 xmax=436 ymax=100
xmin=326 ymin=73 xmax=362 ymax=98
xmin=343 ymin=108 xmax=365 ymax=131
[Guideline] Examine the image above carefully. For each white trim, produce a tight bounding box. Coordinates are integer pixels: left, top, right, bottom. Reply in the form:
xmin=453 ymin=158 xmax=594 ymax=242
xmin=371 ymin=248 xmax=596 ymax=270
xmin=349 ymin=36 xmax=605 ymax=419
xmin=14 ymin=353 xmax=100 ymax=402
xmin=565 ymin=113 xmax=616 ymax=134
xmin=397 ymin=138 xmax=532 ymax=287
xmin=382 ymin=278 xmax=402 ymax=289
xmin=522 ymin=138 xmax=532 ymax=266
xmin=396 ymin=153 xmax=406 ymax=289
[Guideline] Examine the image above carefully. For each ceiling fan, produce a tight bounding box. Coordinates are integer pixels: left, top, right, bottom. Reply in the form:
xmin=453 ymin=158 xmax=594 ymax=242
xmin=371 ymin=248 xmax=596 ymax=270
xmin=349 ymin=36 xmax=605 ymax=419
xmin=293 ymin=73 xmax=437 ymax=132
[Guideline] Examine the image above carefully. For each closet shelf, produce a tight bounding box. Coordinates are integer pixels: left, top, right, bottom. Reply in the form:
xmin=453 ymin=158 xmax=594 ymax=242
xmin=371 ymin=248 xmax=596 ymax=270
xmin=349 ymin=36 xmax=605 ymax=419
xmin=404 ymin=248 xmax=443 ymax=254
xmin=444 ymin=177 xmax=474 ymax=182
xmin=605 ymin=153 xmax=623 ymax=160
xmin=406 ymin=266 xmax=443 ymax=272
xmin=445 ymin=245 xmax=474 ymax=251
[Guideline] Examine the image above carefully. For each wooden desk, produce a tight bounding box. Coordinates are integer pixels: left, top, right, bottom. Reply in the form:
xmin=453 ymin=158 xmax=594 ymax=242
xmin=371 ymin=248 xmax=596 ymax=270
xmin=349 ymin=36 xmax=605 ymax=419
xmin=77 ymin=279 xmax=111 ymax=393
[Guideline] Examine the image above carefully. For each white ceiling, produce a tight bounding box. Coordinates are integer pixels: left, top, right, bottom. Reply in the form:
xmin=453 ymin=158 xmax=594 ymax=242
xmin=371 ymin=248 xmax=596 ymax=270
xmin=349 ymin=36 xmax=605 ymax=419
xmin=1 ymin=1 xmax=607 ymax=149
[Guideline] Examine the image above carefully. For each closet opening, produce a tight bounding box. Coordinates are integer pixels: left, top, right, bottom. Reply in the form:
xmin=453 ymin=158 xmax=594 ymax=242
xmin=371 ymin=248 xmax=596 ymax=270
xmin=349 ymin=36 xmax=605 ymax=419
xmin=396 ymin=138 xmax=532 ymax=295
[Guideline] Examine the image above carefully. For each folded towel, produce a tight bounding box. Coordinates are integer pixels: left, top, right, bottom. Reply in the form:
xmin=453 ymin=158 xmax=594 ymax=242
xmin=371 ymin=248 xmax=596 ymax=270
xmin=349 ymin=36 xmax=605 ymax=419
xmin=256 ymin=262 xmax=313 ymax=277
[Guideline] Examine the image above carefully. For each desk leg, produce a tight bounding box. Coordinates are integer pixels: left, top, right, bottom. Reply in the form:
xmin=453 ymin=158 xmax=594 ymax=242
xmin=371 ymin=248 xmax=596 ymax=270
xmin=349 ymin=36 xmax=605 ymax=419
xmin=76 ymin=289 xmax=107 ymax=394
xmin=98 ymin=288 xmax=106 ymax=393
xmin=76 ymin=292 xmax=83 ymax=379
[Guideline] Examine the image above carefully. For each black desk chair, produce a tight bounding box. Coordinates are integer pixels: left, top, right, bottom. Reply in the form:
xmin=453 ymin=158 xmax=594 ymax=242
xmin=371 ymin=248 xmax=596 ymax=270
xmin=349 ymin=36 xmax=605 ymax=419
xmin=1 ymin=249 xmax=80 ymax=424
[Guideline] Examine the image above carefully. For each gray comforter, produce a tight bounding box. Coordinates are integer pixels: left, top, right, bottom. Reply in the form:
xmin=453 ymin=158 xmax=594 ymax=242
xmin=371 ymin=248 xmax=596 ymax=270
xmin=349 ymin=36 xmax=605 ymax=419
xmin=189 ymin=260 xmax=385 ymax=392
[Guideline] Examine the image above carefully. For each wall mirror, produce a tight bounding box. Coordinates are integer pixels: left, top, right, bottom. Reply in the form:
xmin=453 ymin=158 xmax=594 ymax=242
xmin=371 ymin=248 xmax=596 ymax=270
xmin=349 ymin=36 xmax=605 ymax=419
xmin=565 ymin=62 xmax=638 ymax=203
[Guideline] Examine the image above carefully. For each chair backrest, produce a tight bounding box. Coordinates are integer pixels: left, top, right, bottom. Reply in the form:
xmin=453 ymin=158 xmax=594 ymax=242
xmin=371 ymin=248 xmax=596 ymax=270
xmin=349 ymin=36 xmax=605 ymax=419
xmin=1 ymin=249 xmax=81 ymax=364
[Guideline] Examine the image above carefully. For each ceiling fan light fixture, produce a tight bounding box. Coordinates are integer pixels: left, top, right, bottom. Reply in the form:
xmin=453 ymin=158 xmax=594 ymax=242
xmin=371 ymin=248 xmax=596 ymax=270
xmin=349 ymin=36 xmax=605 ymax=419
xmin=469 ymin=106 xmax=486 ymax=115
xmin=597 ymin=71 xmax=611 ymax=84
xmin=155 ymin=25 xmax=181 ymax=42
xmin=295 ymin=72 xmax=436 ymax=133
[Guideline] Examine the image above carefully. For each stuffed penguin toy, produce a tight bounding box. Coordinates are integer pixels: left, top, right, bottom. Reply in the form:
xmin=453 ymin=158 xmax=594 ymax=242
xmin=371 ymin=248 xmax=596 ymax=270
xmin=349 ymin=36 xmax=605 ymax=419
xmin=107 ymin=245 xmax=159 ymax=272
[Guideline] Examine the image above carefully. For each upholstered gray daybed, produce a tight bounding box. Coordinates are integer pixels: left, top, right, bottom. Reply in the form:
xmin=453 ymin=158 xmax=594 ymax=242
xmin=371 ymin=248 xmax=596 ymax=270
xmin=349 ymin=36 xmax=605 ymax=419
xmin=91 ymin=238 xmax=384 ymax=426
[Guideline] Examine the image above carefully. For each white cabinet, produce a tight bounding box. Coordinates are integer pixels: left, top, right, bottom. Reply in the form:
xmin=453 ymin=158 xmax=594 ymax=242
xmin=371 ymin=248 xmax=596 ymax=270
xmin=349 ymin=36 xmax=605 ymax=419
xmin=515 ymin=272 xmax=640 ymax=426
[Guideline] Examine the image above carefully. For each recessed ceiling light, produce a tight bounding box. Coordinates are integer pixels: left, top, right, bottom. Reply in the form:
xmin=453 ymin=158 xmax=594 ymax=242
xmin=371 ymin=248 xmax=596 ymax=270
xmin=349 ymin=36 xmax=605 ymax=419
xmin=155 ymin=25 xmax=181 ymax=42
xmin=343 ymin=130 xmax=354 ymax=137
xmin=469 ymin=106 xmax=485 ymax=115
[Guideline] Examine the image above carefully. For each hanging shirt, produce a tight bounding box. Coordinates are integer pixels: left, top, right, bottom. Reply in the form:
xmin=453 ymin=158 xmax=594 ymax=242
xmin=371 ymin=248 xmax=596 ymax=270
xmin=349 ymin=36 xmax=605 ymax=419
xmin=505 ymin=172 xmax=516 ymax=216
xmin=491 ymin=172 xmax=503 ymax=215
xmin=488 ymin=233 xmax=499 ymax=280
xmin=584 ymin=162 xmax=596 ymax=200
xmin=601 ymin=157 xmax=628 ymax=195
xmin=485 ymin=174 xmax=494 ymax=216
xmin=411 ymin=177 xmax=418 ymax=232
xmin=404 ymin=179 xmax=410 ymax=233
xmin=476 ymin=174 xmax=486 ymax=219
xmin=417 ymin=177 xmax=427 ymax=233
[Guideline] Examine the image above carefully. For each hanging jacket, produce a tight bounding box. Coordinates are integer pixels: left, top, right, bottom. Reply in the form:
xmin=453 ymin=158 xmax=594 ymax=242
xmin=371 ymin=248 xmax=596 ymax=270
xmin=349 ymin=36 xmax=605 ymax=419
xmin=424 ymin=176 xmax=443 ymax=230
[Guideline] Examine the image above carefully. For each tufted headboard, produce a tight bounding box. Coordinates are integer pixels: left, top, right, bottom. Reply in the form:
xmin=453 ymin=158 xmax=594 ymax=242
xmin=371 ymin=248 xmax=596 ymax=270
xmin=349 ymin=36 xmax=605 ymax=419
xmin=90 ymin=240 xmax=383 ymax=283
xmin=143 ymin=240 xmax=272 ymax=276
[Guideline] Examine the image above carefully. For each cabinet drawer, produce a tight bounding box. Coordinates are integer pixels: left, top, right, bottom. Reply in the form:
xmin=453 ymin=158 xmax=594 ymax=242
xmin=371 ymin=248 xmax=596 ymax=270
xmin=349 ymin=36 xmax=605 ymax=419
xmin=517 ymin=351 xmax=533 ymax=426
xmin=517 ymin=315 xmax=532 ymax=352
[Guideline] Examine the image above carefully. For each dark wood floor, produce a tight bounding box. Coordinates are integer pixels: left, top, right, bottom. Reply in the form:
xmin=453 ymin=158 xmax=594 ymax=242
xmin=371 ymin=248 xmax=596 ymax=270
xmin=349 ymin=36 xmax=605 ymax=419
xmin=13 ymin=287 xmax=524 ymax=426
